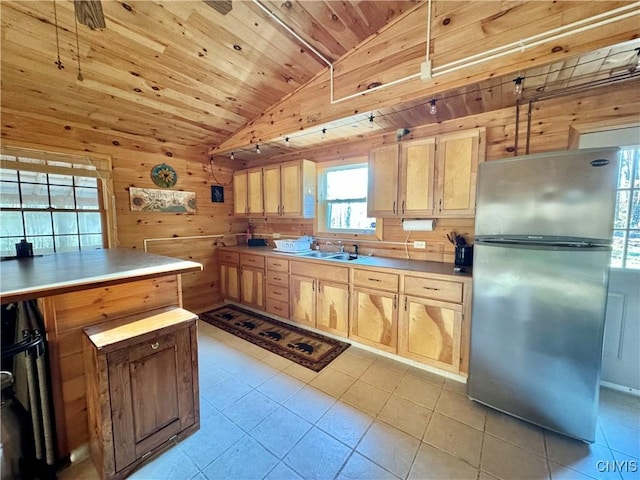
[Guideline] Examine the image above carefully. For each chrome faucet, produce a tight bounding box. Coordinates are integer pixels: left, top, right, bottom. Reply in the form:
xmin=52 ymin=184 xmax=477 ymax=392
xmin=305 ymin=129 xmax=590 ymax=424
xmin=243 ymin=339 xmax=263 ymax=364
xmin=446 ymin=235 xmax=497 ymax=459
xmin=326 ymin=240 xmax=344 ymax=253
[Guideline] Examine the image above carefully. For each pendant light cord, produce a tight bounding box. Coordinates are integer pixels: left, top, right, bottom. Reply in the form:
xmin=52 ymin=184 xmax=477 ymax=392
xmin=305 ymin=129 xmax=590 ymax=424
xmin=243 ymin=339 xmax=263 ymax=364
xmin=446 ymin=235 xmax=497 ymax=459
xmin=53 ymin=0 xmax=64 ymax=69
xmin=74 ymin=7 xmax=84 ymax=81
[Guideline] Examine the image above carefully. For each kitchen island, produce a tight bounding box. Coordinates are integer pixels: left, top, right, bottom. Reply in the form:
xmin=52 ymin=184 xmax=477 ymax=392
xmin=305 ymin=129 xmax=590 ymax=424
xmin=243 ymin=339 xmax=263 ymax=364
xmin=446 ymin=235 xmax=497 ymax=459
xmin=0 ymin=249 xmax=203 ymax=460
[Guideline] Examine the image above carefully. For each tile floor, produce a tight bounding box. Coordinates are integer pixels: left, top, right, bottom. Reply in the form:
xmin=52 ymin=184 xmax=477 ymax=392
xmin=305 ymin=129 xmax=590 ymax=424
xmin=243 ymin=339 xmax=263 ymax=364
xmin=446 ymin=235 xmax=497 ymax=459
xmin=60 ymin=319 xmax=640 ymax=480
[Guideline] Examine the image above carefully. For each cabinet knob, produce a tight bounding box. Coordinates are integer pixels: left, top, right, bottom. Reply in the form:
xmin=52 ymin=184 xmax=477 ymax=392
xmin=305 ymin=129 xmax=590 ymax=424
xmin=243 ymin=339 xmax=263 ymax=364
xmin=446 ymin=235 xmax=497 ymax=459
xmin=151 ymin=342 xmax=159 ymax=350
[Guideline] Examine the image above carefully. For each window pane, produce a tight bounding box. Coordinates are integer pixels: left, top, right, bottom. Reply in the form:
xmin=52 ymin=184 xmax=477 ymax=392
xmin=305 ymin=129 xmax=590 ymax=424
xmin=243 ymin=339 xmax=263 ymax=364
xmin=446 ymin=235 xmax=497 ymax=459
xmin=625 ymin=230 xmax=640 ymax=269
xmin=78 ymin=212 xmax=102 ymax=234
xmin=327 ymin=201 xmax=375 ymax=230
xmin=27 ymin=236 xmax=54 ymax=255
xmin=24 ymin=212 xmax=53 ymax=235
xmin=0 ymin=211 xmax=24 ymax=236
xmin=0 ymin=181 xmax=21 ymax=207
xmin=633 ymin=151 xmax=640 ymax=189
xmin=0 ymin=237 xmax=24 ymax=257
xmin=18 ymin=171 xmax=47 ymax=184
xmin=630 ymin=191 xmax=640 ymax=230
xmin=74 ymin=176 xmax=97 ymax=188
xmin=75 ymin=187 xmax=99 ymax=209
xmin=618 ymin=149 xmax=634 ymax=189
xmin=52 ymin=212 xmax=78 ymax=234
xmin=20 ymin=182 xmax=49 ymax=208
xmin=80 ymin=234 xmax=103 ymax=249
xmin=611 ymin=230 xmax=625 ymax=268
xmin=50 ymin=185 xmax=74 ymax=209
xmin=614 ymin=190 xmax=629 ymax=229
xmin=326 ymin=167 xmax=368 ymax=200
xmin=48 ymin=173 xmax=73 ymax=186
xmin=0 ymin=169 xmax=18 ymax=181
xmin=54 ymin=235 xmax=79 ymax=252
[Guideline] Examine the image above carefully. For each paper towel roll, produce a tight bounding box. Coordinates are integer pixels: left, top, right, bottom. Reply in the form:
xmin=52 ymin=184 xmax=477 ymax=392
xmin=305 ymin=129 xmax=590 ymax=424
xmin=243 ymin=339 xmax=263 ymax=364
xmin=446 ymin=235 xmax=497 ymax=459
xmin=402 ymin=219 xmax=436 ymax=231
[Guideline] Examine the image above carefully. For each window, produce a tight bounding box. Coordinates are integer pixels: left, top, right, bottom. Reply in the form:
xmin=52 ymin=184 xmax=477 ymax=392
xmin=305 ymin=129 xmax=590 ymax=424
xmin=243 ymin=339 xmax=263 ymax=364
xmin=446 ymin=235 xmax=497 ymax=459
xmin=0 ymin=147 xmax=113 ymax=257
xmin=612 ymin=147 xmax=640 ymax=269
xmin=317 ymin=159 xmax=377 ymax=235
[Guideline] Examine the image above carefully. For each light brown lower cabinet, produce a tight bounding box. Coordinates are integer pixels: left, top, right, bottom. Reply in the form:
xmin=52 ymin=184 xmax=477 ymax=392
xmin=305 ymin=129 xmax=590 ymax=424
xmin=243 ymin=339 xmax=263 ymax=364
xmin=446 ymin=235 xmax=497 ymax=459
xmin=350 ymin=287 xmax=398 ymax=353
xmin=398 ymin=295 xmax=462 ymax=372
xmin=316 ymin=280 xmax=349 ymax=337
xmin=240 ymin=254 xmax=265 ymax=310
xmin=290 ymin=274 xmax=316 ymax=327
xmin=220 ymin=262 xmax=240 ymax=302
xmin=82 ymin=307 xmax=199 ymax=480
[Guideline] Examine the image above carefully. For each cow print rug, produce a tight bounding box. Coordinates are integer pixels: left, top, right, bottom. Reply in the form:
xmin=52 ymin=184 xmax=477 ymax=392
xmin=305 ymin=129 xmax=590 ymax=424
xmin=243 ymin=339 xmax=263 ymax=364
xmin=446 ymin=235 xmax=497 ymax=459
xmin=200 ymin=304 xmax=350 ymax=372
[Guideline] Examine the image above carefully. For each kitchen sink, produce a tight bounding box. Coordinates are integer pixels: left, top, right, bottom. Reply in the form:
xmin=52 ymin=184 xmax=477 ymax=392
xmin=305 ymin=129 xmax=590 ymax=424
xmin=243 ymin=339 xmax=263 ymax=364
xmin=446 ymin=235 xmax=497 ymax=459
xmin=297 ymin=251 xmax=357 ymax=261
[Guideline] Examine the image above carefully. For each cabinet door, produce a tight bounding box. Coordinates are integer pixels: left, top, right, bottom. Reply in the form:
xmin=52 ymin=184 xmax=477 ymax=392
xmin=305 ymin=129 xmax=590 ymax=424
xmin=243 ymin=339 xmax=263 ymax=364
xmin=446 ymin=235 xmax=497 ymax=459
xmin=233 ymin=170 xmax=247 ymax=216
xmin=435 ymin=129 xmax=484 ymax=216
xmin=240 ymin=266 xmax=265 ymax=310
xmin=280 ymin=161 xmax=302 ymax=217
xmin=401 ymin=138 xmax=436 ymax=216
xmin=350 ymin=287 xmax=397 ymax=353
xmin=290 ymin=274 xmax=316 ymax=327
xmin=247 ymin=167 xmax=264 ymax=216
xmin=263 ymin=164 xmax=281 ymax=216
xmin=399 ymin=295 xmax=462 ymax=372
xmin=368 ymin=144 xmax=399 ymax=217
xmin=108 ymin=328 xmax=195 ymax=471
xmin=316 ymin=280 xmax=349 ymax=337
xmin=220 ymin=263 xmax=240 ymax=302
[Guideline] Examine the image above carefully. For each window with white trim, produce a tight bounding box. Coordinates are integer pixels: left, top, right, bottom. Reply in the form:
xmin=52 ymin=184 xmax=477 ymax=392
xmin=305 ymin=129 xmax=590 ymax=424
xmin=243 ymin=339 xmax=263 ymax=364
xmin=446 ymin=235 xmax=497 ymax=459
xmin=0 ymin=148 xmax=112 ymax=257
xmin=612 ymin=146 xmax=640 ymax=269
xmin=317 ymin=160 xmax=376 ymax=235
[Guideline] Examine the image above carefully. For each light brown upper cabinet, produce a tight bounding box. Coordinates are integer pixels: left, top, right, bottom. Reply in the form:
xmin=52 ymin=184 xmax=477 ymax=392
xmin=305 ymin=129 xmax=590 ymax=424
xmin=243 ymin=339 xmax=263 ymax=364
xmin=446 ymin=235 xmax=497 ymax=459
xmin=368 ymin=138 xmax=436 ymax=217
xmin=233 ymin=167 xmax=263 ymax=216
xmin=367 ymin=128 xmax=485 ymax=218
xmin=435 ymin=128 xmax=485 ymax=217
xmin=263 ymin=159 xmax=317 ymax=218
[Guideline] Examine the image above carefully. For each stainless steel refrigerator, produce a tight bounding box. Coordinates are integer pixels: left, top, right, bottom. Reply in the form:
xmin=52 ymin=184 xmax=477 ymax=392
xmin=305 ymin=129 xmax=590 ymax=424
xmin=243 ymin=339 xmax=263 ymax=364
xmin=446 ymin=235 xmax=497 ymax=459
xmin=467 ymin=148 xmax=619 ymax=443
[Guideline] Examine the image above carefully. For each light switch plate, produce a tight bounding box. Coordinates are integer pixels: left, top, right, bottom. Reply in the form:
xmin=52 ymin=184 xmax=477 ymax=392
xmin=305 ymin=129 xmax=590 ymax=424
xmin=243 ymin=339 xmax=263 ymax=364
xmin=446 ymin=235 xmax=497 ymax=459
xmin=413 ymin=241 xmax=426 ymax=249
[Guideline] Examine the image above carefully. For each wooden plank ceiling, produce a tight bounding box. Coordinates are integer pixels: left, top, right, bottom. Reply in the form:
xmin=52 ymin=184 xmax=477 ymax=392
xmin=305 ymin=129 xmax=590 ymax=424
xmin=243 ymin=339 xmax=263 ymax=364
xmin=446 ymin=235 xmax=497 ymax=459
xmin=1 ymin=1 xmax=639 ymax=161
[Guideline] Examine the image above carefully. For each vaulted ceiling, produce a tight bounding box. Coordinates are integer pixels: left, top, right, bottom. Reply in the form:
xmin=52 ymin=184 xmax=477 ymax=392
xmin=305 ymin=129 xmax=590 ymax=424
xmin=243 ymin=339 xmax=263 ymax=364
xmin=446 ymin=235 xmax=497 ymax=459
xmin=1 ymin=1 xmax=638 ymax=162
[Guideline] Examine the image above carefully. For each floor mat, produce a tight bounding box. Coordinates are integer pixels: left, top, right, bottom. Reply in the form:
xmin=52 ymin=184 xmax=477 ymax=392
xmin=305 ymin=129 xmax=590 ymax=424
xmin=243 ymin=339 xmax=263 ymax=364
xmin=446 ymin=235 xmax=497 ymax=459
xmin=200 ymin=304 xmax=350 ymax=372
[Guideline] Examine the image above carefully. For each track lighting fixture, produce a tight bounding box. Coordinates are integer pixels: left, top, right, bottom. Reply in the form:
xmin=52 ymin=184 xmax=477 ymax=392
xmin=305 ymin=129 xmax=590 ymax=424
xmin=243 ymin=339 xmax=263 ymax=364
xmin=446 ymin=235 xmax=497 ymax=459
xmin=429 ymin=98 xmax=437 ymax=115
xmin=256 ymin=144 xmax=261 ymax=154
xmin=513 ymin=76 xmax=524 ymax=96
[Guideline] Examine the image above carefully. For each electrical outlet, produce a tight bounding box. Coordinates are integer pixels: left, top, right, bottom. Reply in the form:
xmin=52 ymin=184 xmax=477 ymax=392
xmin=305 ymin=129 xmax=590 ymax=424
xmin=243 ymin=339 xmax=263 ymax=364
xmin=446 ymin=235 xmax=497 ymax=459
xmin=272 ymin=233 xmax=281 ymax=239
xmin=413 ymin=240 xmax=426 ymax=249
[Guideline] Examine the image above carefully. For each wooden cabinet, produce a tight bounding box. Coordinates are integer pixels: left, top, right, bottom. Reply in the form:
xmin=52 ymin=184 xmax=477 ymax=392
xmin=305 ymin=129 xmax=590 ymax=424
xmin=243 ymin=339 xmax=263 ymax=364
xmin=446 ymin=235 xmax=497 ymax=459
xmin=368 ymin=128 xmax=484 ymax=218
xmin=399 ymin=275 xmax=464 ymax=372
xmin=350 ymin=268 xmax=399 ymax=353
xmin=266 ymin=257 xmax=289 ymax=317
xmin=368 ymin=138 xmax=436 ymax=217
xmin=219 ymin=250 xmax=240 ymax=302
xmin=233 ymin=167 xmax=263 ymax=216
xmin=434 ymin=129 xmax=484 ymax=217
xmin=263 ymin=159 xmax=317 ymax=218
xmin=240 ymin=253 xmax=265 ymax=310
xmin=83 ymin=307 xmax=199 ymax=480
xmin=289 ymin=260 xmax=349 ymax=331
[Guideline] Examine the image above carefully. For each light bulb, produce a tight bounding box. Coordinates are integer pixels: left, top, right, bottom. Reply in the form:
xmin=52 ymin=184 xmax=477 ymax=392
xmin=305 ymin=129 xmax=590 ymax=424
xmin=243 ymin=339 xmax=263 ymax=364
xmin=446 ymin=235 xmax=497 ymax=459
xmin=256 ymin=144 xmax=261 ymax=154
xmin=230 ymin=152 xmax=235 ymax=161
xmin=429 ymin=98 xmax=437 ymax=115
xmin=369 ymin=114 xmax=375 ymax=129
xmin=321 ymin=127 xmax=327 ymax=140
xmin=513 ymin=76 xmax=524 ymax=96
xmin=285 ymin=137 xmax=290 ymax=147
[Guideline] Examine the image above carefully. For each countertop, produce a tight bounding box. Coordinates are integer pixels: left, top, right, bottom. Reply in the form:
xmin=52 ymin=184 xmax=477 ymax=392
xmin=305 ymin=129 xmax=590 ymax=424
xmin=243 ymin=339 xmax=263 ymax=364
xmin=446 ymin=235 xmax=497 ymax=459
xmin=219 ymin=245 xmax=472 ymax=280
xmin=0 ymin=249 xmax=203 ymax=304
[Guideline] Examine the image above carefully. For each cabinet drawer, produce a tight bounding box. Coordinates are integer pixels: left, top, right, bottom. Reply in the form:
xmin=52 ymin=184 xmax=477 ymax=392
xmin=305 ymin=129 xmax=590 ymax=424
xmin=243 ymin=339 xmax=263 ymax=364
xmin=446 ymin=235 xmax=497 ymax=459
xmin=219 ymin=251 xmax=239 ymax=264
xmin=267 ymin=271 xmax=288 ymax=287
xmin=267 ymin=257 xmax=289 ymax=272
xmin=290 ymin=260 xmax=349 ymax=283
xmin=404 ymin=276 xmax=462 ymax=303
xmin=267 ymin=284 xmax=289 ymax=302
xmin=353 ymin=269 xmax=399 ymax=292
xmin=266 ymin=298 xmax=289 ymax=318
xmin=241 ymin=253 xmax=265 ymax=268
xmin=126 ymin=331 xmax=176 ymax=363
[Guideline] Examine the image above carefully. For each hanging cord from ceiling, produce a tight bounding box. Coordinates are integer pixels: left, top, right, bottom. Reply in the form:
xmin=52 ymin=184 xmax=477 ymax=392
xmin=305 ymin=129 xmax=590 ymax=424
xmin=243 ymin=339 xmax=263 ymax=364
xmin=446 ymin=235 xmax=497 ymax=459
xmin=53 ymin=0 xmax=64 ymax=70
xmin=73 ymin=8 xmax=84 ymax=81
xmin=219 ymin=45 xmax=640 ymax=160
xmin=208 ymin=157 xmax=233 ymax=187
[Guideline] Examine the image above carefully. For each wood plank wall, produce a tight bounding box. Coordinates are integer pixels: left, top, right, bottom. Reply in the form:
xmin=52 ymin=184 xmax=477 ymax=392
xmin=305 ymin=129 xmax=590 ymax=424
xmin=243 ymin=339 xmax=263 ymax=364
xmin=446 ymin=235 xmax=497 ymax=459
xmin=2 ymin=81 xmax=638 ymax=306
